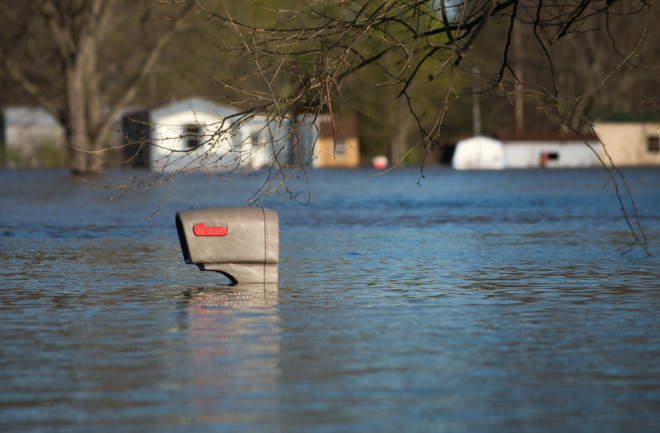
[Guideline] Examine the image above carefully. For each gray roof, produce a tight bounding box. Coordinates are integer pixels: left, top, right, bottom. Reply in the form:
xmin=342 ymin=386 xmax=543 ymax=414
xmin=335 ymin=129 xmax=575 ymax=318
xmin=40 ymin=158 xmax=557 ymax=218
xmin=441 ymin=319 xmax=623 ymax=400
xmin=3 ymin=106 xmax=61 ymax=127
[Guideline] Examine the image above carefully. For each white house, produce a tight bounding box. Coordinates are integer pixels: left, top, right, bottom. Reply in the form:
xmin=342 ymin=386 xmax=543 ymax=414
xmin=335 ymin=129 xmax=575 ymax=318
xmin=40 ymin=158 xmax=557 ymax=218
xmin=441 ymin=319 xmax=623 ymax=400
xmin=149 ymin=97 xmax=238 ymax=172
xmin=232 ymin=115 xmax=293 ymax=170
xmin=147 ymin=97 xmax=292 ymax=172
xmin=497 ymin=132 xmax=601 ymax=169
xmin=451 ymin=133 xmax=601 ymax=170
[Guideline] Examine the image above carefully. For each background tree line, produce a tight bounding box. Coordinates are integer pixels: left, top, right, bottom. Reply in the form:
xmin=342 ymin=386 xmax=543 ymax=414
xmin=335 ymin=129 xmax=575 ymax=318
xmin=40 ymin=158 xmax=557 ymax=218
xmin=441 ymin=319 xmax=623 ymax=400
xmin=1 ymin=0 xmax=658 ymax=174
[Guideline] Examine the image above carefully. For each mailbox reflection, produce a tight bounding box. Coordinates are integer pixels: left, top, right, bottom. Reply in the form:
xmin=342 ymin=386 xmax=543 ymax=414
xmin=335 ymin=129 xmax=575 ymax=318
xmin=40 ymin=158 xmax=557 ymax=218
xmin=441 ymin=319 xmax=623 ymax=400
xmin=182 ymin=283 xmax=280 ymax=424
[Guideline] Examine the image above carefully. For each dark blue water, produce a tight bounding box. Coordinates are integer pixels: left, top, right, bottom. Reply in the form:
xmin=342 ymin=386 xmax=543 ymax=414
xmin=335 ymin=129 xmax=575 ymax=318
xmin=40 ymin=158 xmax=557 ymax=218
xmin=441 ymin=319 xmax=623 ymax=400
xmin=1 ymin=167 xmax=660 ymax=432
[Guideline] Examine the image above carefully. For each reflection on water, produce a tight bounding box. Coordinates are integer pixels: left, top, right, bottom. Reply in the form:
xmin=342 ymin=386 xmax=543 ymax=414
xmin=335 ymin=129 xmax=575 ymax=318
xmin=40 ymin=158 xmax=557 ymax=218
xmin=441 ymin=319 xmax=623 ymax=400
xmin=180 ymin=284 xmax=280 ymax=427
xmin=1 ymin=167 xmax=660 ymax=432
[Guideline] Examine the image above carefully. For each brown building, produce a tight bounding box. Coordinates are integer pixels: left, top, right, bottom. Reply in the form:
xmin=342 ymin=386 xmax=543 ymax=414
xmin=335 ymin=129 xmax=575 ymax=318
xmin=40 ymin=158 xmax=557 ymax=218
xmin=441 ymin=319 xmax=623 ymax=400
xmin=297 ymin=114 xmax=360 ymax=168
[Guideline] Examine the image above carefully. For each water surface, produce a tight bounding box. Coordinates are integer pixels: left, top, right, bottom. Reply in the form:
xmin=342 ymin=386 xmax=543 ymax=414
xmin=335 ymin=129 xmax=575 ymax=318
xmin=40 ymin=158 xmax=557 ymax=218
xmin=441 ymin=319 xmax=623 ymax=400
xmin=1 ymin=167 xmax=659 ymax=432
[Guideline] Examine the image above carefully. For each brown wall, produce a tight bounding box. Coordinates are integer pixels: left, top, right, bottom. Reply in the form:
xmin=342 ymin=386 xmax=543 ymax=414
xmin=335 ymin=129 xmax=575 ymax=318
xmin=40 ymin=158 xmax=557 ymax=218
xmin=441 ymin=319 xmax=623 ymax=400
xmin=313 ymin=115 xmax=360 ymax=168
xmin=315 ymin=136 xmax=360 ymax=168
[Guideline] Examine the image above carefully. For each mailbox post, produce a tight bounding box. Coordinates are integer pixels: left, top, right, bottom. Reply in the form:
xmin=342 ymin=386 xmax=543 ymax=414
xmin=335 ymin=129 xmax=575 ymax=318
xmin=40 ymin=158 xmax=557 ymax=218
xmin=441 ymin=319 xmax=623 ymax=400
xmin=175 ymin=207 xmax=279 ymax=284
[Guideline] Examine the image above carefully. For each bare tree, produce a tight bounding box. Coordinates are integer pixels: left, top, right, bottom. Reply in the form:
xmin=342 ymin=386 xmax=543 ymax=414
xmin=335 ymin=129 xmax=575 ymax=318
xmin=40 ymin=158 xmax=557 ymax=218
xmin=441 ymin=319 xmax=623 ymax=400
xmin=1 ymin=0 xmax=194 ymax=174
xmin=192 ymin=1 xmax=653 ymax=150
xmin=176 ymin=0 xmax=652 ymax=253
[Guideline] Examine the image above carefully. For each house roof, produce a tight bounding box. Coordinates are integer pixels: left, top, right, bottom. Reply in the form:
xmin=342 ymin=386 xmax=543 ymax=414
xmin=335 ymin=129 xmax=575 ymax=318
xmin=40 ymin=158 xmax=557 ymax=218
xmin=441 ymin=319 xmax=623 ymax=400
xmin=591 ymin=112 xmax=660 ymax=123
xmin=456 ymin=135 xmax=502 ymax=147
xmin=150 ymin=97 xmax=236 ymax=122
xmin=495 ymin=131 xmax=598 ymax=142
xmin=317 ymin=114 xmax=358 ymax=138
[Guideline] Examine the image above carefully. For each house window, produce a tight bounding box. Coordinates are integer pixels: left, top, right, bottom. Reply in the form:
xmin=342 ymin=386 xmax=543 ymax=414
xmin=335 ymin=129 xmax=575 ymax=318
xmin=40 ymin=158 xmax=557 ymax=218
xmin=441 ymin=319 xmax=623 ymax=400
xmin=250 ymin=132 xmax=260 ymax=149
xmin=335 ymin=139 xmax=346 ymax=158
xmin=647 ymin=135 xmax=659 ymax=153
xmin=184 ymin=124 xmax=201 ymax=149
xmin=540 ymin=151 xmax=559 ymax=167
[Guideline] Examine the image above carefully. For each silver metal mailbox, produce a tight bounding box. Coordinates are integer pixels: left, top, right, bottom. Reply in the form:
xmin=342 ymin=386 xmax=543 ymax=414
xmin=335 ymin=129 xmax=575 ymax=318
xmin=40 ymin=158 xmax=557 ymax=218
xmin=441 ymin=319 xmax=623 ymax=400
xmin=175 ymin=207 xmax=279 ymax=284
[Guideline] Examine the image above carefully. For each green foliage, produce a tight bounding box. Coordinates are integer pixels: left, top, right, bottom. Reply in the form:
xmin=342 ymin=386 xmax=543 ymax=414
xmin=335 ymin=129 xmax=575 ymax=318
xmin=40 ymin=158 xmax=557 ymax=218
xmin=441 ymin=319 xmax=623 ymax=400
xmin=37 ymin=140 xmax=67 ymax=168
xmin=1 ymin=139 xmax=68 ymax=169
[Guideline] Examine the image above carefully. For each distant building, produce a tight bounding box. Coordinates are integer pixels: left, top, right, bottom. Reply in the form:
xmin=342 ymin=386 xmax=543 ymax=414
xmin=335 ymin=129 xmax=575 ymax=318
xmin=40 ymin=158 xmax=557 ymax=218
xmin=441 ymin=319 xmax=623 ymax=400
xmin=148 ymin=97 xmax=239 ymax=172
xmin=2 ymin=106 xmax=66 ymax=168
xmin=593 ymin=114 xmax=660 ymax=166
xmin=294 ymin=114 xmax=360 ymax=168
xmin=496 ymin=131 xmax=601 ymax=169
xmin=232 ymin=115 xmax=293 ymax=170
xmin=452 ymin=132 xmax=601 ymax=170
xmin=122 ymin=97 xmax=291 ymax=172
xmin=120 ymin=99 xmax=360 ymax=171
xmin=451 ymin=136 xmax=505 ymax=170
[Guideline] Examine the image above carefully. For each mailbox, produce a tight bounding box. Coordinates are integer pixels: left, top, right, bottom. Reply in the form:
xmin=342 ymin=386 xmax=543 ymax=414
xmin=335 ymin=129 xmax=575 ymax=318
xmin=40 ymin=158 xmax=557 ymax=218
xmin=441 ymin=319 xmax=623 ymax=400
xmin=175 ymin=207 xmax=279 ymax=284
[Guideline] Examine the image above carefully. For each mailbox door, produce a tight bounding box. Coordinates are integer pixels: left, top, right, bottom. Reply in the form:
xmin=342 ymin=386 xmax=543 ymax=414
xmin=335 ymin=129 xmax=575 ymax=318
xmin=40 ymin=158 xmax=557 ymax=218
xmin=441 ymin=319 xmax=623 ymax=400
xmin=176 ymin=207 xmax=278 ymax=266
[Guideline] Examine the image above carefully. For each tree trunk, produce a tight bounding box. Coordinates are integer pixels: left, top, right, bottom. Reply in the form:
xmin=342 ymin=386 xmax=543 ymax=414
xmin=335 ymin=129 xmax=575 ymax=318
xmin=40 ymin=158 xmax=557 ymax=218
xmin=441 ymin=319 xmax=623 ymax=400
xmin=85 ymin=26 xmax=105 ymax=175
xmin=63 ymin=0 xmax=108 ymax=175
xmin=66 ymin=61 xmax=92 ymax=175
xmin=390 ymin=97 xmax=414 ymax=165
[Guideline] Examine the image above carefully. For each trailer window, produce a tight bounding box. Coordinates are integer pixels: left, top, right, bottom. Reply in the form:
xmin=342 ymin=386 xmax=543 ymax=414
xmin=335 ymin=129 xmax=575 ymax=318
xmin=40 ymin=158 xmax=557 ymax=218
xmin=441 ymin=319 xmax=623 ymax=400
xmin=184 ymin=124 xmax=202 ymax=149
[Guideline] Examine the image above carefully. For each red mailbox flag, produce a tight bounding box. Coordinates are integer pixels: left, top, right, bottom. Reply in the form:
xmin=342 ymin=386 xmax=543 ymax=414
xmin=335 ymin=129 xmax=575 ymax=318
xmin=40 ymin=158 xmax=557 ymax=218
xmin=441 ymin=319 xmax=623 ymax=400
xmin=193 ymin=223 xmax=228 ymax=237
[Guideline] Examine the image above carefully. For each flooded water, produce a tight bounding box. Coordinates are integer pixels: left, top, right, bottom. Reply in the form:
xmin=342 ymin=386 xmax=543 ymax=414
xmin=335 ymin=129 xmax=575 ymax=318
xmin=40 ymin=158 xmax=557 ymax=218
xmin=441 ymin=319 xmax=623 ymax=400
xmin=1 ymin=167 xmax=660 ymax=432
